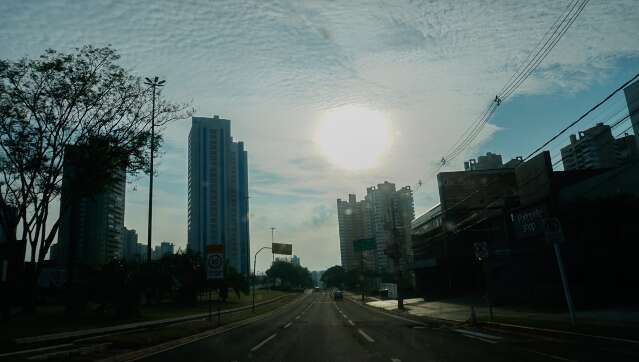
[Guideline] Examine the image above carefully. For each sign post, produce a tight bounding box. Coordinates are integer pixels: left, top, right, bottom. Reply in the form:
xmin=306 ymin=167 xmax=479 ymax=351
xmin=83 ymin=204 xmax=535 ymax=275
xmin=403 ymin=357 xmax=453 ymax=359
xmin=206 ymin=244 xmax=224 ymax=323
xmin=545 ymin=217 xmax=576 ymax=326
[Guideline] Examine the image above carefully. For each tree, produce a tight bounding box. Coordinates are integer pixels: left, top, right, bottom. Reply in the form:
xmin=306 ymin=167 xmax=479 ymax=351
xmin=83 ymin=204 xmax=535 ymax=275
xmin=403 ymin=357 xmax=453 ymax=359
xmin=266 ymin=261 xmax=313 ymax=289
xmin=0 ymin=46 xmax=191 ymax=303
xmin=321 ymin=265 xmax=347 ymax=289
xmin=221 ymin=261 xmax=249 ymax=301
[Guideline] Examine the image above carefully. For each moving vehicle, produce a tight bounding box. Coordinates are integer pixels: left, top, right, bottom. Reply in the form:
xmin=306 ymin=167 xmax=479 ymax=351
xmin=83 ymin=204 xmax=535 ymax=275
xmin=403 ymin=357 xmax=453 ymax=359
xmin=333 ymin=290 xmax=343 ymax=301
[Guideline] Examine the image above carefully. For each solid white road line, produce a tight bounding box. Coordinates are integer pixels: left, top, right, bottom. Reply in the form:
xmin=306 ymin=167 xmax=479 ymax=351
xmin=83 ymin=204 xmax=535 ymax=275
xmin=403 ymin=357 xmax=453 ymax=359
xmin=250 ymin=334 xmax=278 ymax=352
xmin=348 ymin=320 xmax=355 ymax=326
xmin=284 ymin=322 xmax=292 ymax=329
xmin=358 ymin=329 xmax=375 ymax=343
xmin=461 ymin=334 xmax=497 ymax=344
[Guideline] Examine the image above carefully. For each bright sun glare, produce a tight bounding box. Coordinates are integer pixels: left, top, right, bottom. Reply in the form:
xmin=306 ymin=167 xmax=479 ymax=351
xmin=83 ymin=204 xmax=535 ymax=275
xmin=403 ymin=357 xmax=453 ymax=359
xmin=314 ymin=105 xmax=393 ymax=170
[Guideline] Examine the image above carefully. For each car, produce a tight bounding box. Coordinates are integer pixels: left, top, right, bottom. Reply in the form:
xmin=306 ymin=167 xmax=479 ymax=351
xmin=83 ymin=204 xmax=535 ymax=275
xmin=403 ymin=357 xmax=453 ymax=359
xmin=333 ymin=290 xmax=343 ymax=301
xmin=313 ymin=286 xmax=320 ymax=292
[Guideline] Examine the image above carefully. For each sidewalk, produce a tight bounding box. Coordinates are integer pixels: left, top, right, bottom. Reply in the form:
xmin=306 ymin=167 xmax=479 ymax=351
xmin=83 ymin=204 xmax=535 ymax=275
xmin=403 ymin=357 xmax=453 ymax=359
xmin=347 ymin=292 xmax=639 ymax=339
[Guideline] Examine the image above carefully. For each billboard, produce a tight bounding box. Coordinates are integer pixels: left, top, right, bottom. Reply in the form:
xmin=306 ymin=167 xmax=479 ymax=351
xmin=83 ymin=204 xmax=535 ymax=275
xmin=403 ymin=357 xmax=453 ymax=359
xmin=515 ymin=151 xmax=552 ymax=206
xmin=437 ymin=169 xmax=517 ymax=213
xmin=272 ymin=242 xmax=292 ymax=255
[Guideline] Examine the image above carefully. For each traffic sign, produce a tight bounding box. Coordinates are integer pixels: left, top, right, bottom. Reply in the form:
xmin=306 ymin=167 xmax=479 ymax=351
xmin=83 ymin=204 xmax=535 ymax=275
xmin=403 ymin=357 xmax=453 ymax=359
xmin=272 ymin=242 xmax=292 ymax=255
xmin=206 ymin=244 xmax=224 ymax=280
xmin=544 ymin=217 xmax=565 ymax=245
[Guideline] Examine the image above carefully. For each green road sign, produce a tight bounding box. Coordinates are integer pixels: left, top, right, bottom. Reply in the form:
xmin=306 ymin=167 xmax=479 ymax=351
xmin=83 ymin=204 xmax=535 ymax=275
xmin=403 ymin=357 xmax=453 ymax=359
xmin=353 ymin=238 xmax=376 ymax=252
xmin=272 ymin=242 xmax=292 ymax=255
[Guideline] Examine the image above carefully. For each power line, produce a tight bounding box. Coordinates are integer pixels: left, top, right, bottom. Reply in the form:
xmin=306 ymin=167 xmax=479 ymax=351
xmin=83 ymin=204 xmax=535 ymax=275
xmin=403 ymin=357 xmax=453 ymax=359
xmin=413 ymin=107 xmax=638 ymax=253
xmin=412 ymin=73 xmax=639 ymax=250
xmin=425 ymin=0 xmax=590 ymax=184
xmin=522 ymin=72 xmax=639 ymax=162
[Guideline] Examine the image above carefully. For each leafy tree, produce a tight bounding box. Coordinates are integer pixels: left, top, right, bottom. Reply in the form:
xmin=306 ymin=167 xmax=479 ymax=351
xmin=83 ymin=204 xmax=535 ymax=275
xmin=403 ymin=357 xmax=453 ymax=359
xmin=266 ymin=261 xmax=313 ymax=289
xmin=0 ymin=46 xmax=191 ymax=302
xmin=220 ymin=261 xmax=249 ymax=301
xmin=321 ymin=265 xmax=347 ymax=289
xmin=158 ymin=250 xmax=204 ymax=306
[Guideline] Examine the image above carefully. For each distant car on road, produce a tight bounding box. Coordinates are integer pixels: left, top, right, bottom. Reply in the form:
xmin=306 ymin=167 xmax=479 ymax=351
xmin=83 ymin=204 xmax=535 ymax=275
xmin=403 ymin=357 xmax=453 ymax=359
xmin=313 ymin=286 xmax=320 ymax=292
xmin=333 ymin=290 xmax=343 ymax=301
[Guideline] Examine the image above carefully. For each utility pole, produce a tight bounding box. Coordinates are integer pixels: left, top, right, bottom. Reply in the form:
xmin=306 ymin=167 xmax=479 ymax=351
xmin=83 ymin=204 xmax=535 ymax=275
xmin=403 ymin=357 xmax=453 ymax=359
xmin=360 ymin=252 xmax=365 ymax=302
xmin=385 ymin=204 xmax=404 ymax=310
xmin=143 ymin=76 xmax=165 ymax=263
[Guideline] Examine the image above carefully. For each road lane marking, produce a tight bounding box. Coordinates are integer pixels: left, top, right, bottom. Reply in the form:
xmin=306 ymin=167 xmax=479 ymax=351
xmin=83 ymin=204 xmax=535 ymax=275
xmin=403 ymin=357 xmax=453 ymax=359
xmin=250 ymin=333 xmax=278 ymax=352
xmin=295 ymin=315 xmax=300 ymax=320
xmin=412 ymin=326 xmax=425 ymax=329
xmin=284 ymin=322 xmax=292 ymax=329
xmin=348 ymin=320 xmax=355 ymax=326
xmin=358 ymin=329 xmax=375 ymax=343
xmin=453 ymin=329 xmax=502 ymax=340
xmin=461 ymin=334 xmax=497 ymax=344
xmin=391 ymin=359 xmax=401 ymax=362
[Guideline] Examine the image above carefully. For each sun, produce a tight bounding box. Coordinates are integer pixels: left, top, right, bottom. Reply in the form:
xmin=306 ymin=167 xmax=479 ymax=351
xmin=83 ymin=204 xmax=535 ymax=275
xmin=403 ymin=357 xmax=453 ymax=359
xmin=314 ymin=105 xmax=393 ymax=170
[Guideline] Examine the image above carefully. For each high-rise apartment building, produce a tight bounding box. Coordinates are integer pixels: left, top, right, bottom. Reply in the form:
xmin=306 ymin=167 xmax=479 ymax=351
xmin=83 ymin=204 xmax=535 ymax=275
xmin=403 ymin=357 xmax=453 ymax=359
xmin=337 ymin=182 xmax=414 ymax=275
xmin=55 ymin=147 xmax=126 ymax=267
xmin=560 ymin=123 xmax=638 ymax=171
xmin=121 ymin=227 xmax=139 ymax=262
xmin=187 ymin=116 xmax=250 ymax=275
xmin=337 ymin=194 xmax=373 ymax=271
xmin=152 ymin=241 xmax=175 ymax=260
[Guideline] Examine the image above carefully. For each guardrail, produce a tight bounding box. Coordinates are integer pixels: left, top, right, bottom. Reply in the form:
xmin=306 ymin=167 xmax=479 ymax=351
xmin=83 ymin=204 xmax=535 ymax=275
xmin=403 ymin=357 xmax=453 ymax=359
xmin=14 ymin=294 xmax=290 ymax=346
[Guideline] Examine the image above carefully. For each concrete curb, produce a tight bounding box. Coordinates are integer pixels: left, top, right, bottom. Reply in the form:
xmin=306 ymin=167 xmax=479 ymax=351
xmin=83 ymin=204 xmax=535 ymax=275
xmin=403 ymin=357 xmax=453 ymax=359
xmin=480 ymin=320 xmax=639 ymax=345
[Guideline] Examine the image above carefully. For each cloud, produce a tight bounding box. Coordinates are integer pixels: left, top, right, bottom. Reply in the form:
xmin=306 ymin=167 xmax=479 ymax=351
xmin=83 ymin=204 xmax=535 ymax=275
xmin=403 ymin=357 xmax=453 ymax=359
xmin=2 ymin=0 xmax=638 ymax=270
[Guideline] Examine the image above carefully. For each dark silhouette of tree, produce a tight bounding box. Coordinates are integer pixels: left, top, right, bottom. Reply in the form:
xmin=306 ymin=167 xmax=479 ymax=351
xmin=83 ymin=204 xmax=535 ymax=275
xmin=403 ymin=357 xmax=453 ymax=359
xmin=266 ymin=261 xmax=313 ymax=289
xmin=220 ymin=261 xmax=250 ymax=301
xmin=321 ymin=265 xmax=347 ymax=289
xmin=0 ymin=46 xmax=191 ymax=306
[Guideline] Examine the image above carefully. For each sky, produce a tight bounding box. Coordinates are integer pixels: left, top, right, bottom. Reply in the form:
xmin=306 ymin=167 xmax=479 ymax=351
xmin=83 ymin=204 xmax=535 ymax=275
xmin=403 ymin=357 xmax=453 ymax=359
xmin=1 ymin=0 xmax=638 ymax=272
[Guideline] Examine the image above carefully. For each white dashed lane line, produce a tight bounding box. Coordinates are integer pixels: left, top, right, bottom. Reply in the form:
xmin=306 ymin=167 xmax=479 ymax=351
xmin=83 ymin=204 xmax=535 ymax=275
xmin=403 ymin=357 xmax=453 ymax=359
xmin=250 ymin=334 xmax=277 ymax=352
xmin=358 ymin=329 xmax=375 ymax=343
xmin=453 ymin=329 xmax=502 ymax=344
xmin=348 ymin=320 xmax=355 ymax=326
xmin=283 ymin=322 xmax=292 ymax=329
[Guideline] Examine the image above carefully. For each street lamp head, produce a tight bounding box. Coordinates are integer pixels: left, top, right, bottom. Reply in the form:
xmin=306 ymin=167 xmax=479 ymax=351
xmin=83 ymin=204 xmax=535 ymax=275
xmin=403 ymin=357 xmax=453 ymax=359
xmin=144 ymin=76 xmax=166 ymax=87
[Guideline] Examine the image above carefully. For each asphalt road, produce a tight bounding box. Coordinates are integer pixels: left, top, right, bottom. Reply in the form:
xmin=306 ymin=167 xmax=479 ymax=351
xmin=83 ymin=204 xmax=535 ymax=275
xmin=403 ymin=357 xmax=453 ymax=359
xmin=141 ymin=291 xmax=638 ymax=362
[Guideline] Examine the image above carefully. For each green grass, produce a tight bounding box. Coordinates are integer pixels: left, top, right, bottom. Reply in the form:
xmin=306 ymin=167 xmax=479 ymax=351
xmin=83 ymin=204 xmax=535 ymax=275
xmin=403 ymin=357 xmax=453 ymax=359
xmin=14 ymin=294 xmax=299 ymax=362
xmin=0 ymin=289 xmax=293 ymax=349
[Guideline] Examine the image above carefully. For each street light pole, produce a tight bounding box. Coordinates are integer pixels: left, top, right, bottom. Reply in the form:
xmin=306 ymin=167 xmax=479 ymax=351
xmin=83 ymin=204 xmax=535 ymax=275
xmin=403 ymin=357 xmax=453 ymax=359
xmin=270 ymin=227 xmax=276 ymax=263
xmin=143 ymin=76 xmax=165 ymax=263
xmin=252 ymin=246 xmax=272 ymax=311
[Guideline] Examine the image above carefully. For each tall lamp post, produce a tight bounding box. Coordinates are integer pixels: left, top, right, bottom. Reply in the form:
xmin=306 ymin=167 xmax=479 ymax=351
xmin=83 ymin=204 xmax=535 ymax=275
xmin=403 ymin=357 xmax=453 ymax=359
xmin=252 ymin=246 xmax=272 ymax=311
xmin=143 ymin=76 xmax=165 ymax=263
xmin=270 ymin=227 xmax=276 ymax=263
